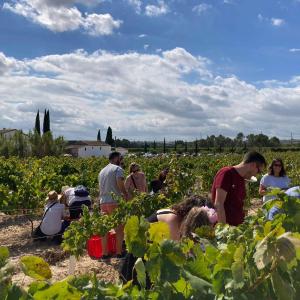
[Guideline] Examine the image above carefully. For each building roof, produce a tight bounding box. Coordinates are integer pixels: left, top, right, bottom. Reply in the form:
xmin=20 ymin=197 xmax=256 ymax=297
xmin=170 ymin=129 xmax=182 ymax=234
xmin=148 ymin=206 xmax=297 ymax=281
xmin=0 ymin=128 xmax=18 ymax=134
xmin=66 ymin=140 xmax=110 ymax=148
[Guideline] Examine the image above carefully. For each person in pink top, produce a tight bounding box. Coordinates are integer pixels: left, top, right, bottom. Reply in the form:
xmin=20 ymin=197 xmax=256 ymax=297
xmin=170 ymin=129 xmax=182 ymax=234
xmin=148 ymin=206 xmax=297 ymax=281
xmin=125 ymin=163 xmax=148 ymax=200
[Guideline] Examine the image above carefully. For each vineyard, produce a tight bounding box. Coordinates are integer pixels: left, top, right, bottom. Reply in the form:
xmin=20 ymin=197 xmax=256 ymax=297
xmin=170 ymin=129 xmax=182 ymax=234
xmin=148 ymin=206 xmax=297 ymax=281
xmin=1 ymin=152 xmax=300 ymax=299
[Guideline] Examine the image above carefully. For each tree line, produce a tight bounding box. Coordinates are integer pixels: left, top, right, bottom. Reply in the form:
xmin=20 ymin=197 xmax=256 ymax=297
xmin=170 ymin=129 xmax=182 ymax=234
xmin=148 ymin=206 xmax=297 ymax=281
xmin=0 ymin=110 xmax=65 ymax=158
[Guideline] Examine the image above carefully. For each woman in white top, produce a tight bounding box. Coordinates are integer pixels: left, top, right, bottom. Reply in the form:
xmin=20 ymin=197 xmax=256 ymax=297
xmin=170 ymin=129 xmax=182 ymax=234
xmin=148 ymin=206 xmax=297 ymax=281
xmin=259 ymin=158 xmax=291 ymax=202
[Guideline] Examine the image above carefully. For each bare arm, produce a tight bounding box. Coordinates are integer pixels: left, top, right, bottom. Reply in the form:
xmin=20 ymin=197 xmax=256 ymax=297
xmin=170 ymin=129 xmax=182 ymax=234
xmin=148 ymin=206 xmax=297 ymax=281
xmin=259 ymin=184 xmax=267 ymax=196
xmin=117 ymin=177 xmax=129 ymax=200
xmin=215 ymin=188 xmax=227 ymax=224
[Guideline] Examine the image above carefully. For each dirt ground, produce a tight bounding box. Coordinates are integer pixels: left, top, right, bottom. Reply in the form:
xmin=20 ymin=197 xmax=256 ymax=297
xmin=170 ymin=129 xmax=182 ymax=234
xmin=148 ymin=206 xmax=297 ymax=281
xmin=0 ymin=215 xmax=121 ymax=287
xmin=0 ymin=198 xmax=263 ymax=287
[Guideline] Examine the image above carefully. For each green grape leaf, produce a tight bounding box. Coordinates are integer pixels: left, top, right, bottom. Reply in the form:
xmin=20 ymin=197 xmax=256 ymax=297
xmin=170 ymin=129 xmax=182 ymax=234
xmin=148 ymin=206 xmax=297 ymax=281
xmin=183 ymin=270 xmax=212 ymax=294
xmin=254 ymin=236 xmax=276 ymax=270
xmin=134 ymin=258 xmax=146 ymax=288
xmin=0 ymin=246 xmax=9 ymax=268
xmin=28 ymin=281 xmax=49 ymax=295
xmin=125 ymin=216 xmax=149 ymax=258
xmin=271 ymin=272 xmax=295 ymax=300
xmin=173 ymin=278 xmax=192 ymax=298
xmin=6 ymin=285 xmax=27 ymax=300
xmin=186 ymin=246 xmax=210 ymax=280
xmin=32 ymin=280 xmax=82 ymax=300
xmin=276 ymin=232 xmax=300 ymax=262
xmin=20 ymin=256 xmax=52 ymax=280
xmin=148 ymin=222 xmax=170 ymax=244
xmin=231 ymin=261 xmax=244 ymax=287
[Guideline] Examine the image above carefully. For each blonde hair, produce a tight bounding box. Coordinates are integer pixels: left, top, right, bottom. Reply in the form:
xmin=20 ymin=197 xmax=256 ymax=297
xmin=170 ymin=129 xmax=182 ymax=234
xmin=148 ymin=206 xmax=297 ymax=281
xmin=129 ymin=163 xmax=140 ymax=173
xmin=179 ymin=207 xmax=210 ymax=239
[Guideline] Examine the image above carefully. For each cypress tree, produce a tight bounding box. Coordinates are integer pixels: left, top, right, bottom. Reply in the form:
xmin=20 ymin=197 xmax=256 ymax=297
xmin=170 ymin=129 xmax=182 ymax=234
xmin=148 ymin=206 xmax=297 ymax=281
xmin=97 ymin=129 xmax=101 ymax=141
xmin=47 ymin=110 xmax=50 ymax=132
xmin=105 ymin=127 xmax=113 ymax=146
xmin=174 ymin=140 xmax=177 ymax=152
xmin=35 ymin=110 xmax=41 ymax=135
xmin=185 ymin=141 xmax=188 ymax=152
xmin=144 ymin=141 xmax=148 ymax=153
xmin=195 ymin=139 xmax=198 ymax=154
xmin=163 ymin=138 xmax=166 ymax=153
xmin=153 ymin=140 xmax=156 ymax=149
xmin=43 ymin=109 xmax=47 ymax=134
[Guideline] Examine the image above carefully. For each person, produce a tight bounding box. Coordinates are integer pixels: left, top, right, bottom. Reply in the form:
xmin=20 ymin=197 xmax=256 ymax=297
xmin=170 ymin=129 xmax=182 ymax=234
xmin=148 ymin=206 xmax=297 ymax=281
xmin=147 ymin=195 xmax=216 ymax=240
xmin=32 ymin=191 xmax=68 ymax=243
xmin=150 ymin=168 xmax=169 ymax=194
xmin=211 ymin=151 xmax=267 ymax=226
xmin=98 ymin=152 xmax=128 ymax=260
xmin=259 ymin=158 xmax=291 ymax=202
xmin=124 ymin=163 xmax=147 ymax=200
xmin=120 ymin=198 xmax=217 ymax=285
xmin=60 ymin=185 xmax=92 ymax=220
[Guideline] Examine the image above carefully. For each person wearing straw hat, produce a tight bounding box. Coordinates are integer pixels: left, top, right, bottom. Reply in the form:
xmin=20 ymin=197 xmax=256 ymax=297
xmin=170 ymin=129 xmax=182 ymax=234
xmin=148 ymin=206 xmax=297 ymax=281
xmin=33 ymin=190 xmax=68 ymax=243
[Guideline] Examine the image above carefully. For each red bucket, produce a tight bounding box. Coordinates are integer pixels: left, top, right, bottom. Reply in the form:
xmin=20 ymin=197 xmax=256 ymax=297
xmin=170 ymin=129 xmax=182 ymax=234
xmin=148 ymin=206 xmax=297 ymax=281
xmin=87 ymin=235 xmax=102 ymax=259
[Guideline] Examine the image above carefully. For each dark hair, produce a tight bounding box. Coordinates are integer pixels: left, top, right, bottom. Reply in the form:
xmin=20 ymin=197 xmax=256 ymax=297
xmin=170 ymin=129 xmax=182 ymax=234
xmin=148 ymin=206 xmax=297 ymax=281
xmin=179 ymin=207 xmax=210 ymax=239
xmin=171 ymin=195 xmax=210 ymax=219
xmin=243 ymin=151 xmax=266 ymax=166
xmin=109 ymin=151 xmax=121 ymax=161
xmin=158 ymin=168 xmax=169 ymax=182
xmin=268 ymin=158 xmax=286 ymax=177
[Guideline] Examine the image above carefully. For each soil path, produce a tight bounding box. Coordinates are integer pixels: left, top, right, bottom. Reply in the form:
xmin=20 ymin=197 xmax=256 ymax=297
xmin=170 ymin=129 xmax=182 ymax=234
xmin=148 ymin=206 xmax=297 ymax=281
xmin=0 ymin=215 xmax=120 ymax=286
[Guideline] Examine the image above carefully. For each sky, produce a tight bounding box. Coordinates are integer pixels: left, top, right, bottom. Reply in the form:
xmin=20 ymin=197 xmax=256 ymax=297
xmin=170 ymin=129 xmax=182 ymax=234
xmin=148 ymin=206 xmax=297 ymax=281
xmin=1 ymin=0 xmax=300 ymax=141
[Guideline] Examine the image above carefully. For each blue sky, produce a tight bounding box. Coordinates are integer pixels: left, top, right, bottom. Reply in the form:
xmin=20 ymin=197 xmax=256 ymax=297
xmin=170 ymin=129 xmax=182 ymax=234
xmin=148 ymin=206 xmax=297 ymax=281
xmin=1 ymin=0 xmax=300 ymax=140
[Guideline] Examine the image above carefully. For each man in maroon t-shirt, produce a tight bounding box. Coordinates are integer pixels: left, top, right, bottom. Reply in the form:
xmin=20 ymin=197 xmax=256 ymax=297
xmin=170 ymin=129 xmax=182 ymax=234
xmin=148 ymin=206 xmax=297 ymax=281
xmin=211 ymin=151 xmax=266 ymax=226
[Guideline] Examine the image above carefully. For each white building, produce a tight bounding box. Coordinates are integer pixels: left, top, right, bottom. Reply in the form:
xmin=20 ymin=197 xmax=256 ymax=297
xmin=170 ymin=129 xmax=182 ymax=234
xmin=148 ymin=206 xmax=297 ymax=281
xmin=66 ymin=141 xmax=111 ymax=158
xmin=0 ymin=128 xmax=20 ymax=139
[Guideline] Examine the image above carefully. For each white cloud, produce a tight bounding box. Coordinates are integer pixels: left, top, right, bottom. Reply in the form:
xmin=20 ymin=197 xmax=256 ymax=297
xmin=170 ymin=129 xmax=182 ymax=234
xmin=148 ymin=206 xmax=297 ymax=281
xmin=289 ymin=48 xmax=300 ymax=53
xmin=144 ymin=44 xmax=149 ymax=50
xmin=192 ymin=3 xmax=212 ymax=15
xmin=3 ymin=0 xmax=122 ymax=35
xmin=138 ymin=34 xmax=147 ymax=38
xmin=1 ymin=48 xmax=300 ymax=140
xmin=126 ymin=0 xmax=142 ymax=14
xmin=145 ymin=0 xmax=169 ymax=17
xmin=257 ymin=14 xmax=264 ymax=22
xmin=271 ymin=18 xmax=285 ymax=27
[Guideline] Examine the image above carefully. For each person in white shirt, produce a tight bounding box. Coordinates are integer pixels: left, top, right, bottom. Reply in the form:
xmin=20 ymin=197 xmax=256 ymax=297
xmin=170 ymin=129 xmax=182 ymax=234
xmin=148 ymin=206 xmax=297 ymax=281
xmin=98 ymin=152 xmax=128 ymax=260
xmin=259 ymin=158 xmax=291 ymax=202
xmin=61 ymin=185 xmax=91 ymax=220
xmin=33 ymin=191 xmax=68 ymax=243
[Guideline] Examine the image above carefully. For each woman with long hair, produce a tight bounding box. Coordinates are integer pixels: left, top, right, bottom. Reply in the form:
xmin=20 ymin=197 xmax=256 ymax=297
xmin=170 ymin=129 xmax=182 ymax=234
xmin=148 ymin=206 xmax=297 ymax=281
xmin=147 ymin=195 xmax=216 ymax=240
xmin=124 ymin=163 xmax=147 ymax=200
xmin=259 ymin=158 xmax=291 ymax=202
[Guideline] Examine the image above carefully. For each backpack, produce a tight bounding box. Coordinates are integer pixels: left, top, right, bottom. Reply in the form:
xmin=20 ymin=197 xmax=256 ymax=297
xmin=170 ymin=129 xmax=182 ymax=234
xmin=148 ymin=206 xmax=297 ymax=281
xmin=74 ymin=185 xmax=89 ymax=197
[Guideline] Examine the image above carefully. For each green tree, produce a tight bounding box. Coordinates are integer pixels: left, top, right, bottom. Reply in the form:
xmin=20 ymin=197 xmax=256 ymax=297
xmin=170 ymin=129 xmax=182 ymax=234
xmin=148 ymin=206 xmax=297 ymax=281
xmin=195 ymin=139 xmax=198 ymax=154
xmin=163 ymin=138 xmax=166 ymax=153
xmin=184 ymin=141 xmax=188 ymax=152
xmin=174 ymin=140 xmax=177 ymax=152
xmin=105 ymin=126 xmax=113 ymax=146
xmin=153 ymin=140 xmax=156 ymax=149
xmin=97 ymin=129 xmax=101 ymax=141
xmin=42 ymin=109 xmax=50 ymax=134
xmin=144 ymin=141 xmax=148 ymax=153
xmin=35 ymin=110 xmax=41 ymax=135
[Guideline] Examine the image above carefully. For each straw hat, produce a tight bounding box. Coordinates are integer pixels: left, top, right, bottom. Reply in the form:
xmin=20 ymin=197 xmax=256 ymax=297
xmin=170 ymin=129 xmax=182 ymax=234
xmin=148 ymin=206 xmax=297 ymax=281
xmin=46 ymin=191 xmax=58 ymax=201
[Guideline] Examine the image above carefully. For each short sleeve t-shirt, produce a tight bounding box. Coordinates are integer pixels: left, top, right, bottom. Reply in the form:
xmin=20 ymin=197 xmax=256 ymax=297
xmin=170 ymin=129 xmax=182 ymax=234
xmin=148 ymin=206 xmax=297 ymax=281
xmin=211 ymin=166 xmax=246 ymax=226
xmin=260 ymin=174 xmax=291 ymax=202
xmin=98 ymin=163 xmax=124 ymax=204
xmin=40 ymin=202 xmax=65 ymax=235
